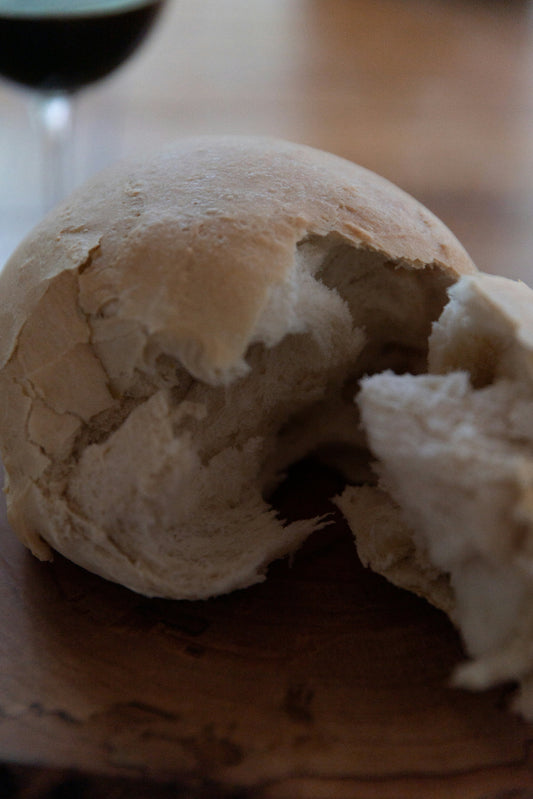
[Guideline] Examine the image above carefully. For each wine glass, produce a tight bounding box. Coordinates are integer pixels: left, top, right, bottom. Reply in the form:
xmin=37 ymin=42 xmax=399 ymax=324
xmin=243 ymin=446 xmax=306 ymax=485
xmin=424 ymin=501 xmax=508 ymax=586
xmin=0 ymin=0 xmax=166 ymax=215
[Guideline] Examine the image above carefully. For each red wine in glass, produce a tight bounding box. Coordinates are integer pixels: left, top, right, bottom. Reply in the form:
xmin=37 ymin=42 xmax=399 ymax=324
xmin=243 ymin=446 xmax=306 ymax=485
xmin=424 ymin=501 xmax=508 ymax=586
xmin=0 ymin=1 xmax=166 ymax=210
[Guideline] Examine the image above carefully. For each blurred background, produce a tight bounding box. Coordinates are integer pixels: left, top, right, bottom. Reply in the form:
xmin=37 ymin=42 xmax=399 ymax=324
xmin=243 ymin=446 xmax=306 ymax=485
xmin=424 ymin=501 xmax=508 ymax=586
xmin=1 ymin=0 xmax=533 ymax=281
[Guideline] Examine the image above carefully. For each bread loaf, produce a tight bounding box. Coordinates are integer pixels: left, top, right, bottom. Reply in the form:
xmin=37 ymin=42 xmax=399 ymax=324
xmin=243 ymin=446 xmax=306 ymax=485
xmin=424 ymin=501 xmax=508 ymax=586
xmin=4 ymin=135 xmax=532 ymax=716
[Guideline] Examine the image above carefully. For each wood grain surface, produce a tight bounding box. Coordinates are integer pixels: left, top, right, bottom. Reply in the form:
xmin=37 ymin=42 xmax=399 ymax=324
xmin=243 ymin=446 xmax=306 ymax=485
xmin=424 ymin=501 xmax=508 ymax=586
xmin=1 ymin=461 xmax=533 ymax=798
xmin=1 ymin=0 xmax=533 ymax=796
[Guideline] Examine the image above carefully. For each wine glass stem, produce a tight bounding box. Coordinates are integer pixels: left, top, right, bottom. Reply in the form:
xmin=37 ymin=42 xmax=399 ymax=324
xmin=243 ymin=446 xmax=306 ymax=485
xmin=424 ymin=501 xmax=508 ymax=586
xmin=32 ymin=93 xmax=76 ymax=214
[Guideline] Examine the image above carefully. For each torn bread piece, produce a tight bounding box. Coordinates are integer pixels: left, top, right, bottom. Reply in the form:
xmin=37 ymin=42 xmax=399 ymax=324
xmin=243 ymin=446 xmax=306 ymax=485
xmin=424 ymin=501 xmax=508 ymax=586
xmin=348 ymin=273 xmax=533 ymax=718
xmin=0 ymin=135 xmax=474 ymax=600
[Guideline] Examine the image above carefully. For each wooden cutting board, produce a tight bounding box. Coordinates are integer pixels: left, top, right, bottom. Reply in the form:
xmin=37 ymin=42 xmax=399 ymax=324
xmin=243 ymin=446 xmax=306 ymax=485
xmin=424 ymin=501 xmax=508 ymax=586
xmin=0 ymin=460 xmax=532 ymax=798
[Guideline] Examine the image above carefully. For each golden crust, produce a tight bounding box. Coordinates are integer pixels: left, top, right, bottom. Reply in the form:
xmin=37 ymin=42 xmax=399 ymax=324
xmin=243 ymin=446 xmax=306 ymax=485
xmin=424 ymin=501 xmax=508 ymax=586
xmin=0 ymin=136 xmax=475 ymax=379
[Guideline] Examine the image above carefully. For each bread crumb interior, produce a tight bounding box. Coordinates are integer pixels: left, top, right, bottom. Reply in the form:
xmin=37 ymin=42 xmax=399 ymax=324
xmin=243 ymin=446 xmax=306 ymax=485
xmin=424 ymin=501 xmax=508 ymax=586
xmin=14 ymin=236 xmax=451 ymax=602
xmin=352 ymin=275 xmax=533 ymax=719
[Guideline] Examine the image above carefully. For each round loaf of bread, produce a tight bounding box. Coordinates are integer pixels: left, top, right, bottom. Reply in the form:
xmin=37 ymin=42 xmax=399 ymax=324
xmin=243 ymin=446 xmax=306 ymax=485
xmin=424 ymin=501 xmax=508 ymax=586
xmin=0 ymin=135 xmax=475 ymax=602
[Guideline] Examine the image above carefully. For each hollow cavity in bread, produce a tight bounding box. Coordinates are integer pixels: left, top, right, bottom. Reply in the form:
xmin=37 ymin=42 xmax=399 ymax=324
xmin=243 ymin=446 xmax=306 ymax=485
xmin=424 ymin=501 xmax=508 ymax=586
xmin=2 ymin=234 xmax=455 ymax=599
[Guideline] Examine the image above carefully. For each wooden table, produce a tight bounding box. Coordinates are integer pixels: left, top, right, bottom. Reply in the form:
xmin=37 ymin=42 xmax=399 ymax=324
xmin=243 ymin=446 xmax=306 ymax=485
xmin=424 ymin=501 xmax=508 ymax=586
xmin=1 ymin=1 xmax=533 ymax=796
